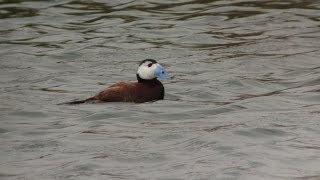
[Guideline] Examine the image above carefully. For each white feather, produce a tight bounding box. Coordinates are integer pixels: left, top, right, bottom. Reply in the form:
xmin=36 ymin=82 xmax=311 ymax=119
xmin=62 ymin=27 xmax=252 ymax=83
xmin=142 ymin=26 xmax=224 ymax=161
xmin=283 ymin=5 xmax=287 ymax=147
xmin=137 ymin=61 xmax=159 ymax=80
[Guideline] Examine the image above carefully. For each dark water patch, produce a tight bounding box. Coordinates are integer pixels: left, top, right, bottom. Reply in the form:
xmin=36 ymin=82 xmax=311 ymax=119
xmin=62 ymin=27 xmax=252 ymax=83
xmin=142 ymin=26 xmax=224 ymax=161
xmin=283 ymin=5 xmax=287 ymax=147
xmin=54 ymin=0 xmax=113 ymax=12
xmin=0 ymin=6 xmax=38 ymax=19
xmin=292 ymin=145 xmax=320 ymax=150
xmin=113 ymin=152 xmax=167 ymax=163
xmin=0 ymin=173 xmax=18 ymax=177
xmin=100 ymin=172 xmax=133 ymax=179
xmin=32 ymin=86 xmax=70 ymax=93
xmin=33 ymin=43 xmax=62 ymax=49
xmin=14 ymin=140 xmax=60 ymax=152
xmin=234 ymin=0 xmax=320 ymax=10
xmin=271 ymin=123 xmax=297 ymax=128
xmin=93 ymin=154 xmax=109 ymax=159
xmin=235 ymin=128 xmax=287 ymax=138
xmin=9 ymin=111 xmax=47 ymax=118
xmin=176 ymin=10 xmax=264 ymax=21
xmin=82 ymin=130 xmax=106 ymax=134
xmin=292 ymin=175 xmax=320 ymax=180
xmin=235 ymin=89 xmax=284 ymax=101
xmin=202 ymin=123 xmax=245 ymax=132
xmin=81 ymin=130 xmax=136 ymax=137
xmin=0 ymin=128 xmax=9 ymax=134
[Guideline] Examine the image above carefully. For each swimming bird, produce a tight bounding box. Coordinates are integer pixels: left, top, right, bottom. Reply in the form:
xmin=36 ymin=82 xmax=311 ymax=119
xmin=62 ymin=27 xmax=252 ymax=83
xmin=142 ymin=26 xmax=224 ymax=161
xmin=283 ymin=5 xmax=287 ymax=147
xmin=65 ymin=59 xmax=172 ymax=104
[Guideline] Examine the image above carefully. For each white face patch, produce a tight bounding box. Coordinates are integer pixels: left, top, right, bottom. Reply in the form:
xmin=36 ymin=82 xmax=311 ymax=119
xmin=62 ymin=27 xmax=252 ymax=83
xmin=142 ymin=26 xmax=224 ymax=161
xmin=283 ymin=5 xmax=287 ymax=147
xmin=137 ymin=61 xmax=158 ymax=80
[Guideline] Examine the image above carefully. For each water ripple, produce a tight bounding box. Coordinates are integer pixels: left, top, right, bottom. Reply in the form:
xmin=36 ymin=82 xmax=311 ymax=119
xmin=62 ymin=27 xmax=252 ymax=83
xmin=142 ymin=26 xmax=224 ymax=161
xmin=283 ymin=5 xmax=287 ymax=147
xmin=1 ymin=0 xmax=320 ymax=179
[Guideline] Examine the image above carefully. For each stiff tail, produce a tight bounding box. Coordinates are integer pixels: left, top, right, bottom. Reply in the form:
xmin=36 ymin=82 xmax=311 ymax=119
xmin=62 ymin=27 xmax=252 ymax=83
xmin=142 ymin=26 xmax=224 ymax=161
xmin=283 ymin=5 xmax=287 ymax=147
xmin=59 ymin=97 xmax=95 ymax=105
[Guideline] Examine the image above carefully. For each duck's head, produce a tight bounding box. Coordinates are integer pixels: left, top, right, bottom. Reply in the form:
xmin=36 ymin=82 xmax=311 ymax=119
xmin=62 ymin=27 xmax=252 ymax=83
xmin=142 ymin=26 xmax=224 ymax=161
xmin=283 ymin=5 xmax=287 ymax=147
xmin=137 ymin=59 xmax=172 ymax=82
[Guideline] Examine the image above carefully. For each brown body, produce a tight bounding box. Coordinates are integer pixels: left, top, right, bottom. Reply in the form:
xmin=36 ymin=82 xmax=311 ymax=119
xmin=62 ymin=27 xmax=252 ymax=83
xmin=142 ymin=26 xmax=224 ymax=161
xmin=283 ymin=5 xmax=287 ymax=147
xmin=61 ymin=78 xmax=165 ymax=104
xmin=93 ymin=79 xmax=164 ymax=103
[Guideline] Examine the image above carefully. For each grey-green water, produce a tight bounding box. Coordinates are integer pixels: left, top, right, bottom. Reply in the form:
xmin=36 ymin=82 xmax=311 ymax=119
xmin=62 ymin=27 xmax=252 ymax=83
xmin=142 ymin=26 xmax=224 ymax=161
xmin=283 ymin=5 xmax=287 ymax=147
xmin=1 ymin=0 xmax=320 ymax=179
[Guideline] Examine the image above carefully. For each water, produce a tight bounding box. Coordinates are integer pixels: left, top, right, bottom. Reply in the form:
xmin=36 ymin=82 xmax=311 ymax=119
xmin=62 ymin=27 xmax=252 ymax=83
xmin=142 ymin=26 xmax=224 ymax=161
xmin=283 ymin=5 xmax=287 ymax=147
xmin=1 ymin=0 xmax=320 ymax=179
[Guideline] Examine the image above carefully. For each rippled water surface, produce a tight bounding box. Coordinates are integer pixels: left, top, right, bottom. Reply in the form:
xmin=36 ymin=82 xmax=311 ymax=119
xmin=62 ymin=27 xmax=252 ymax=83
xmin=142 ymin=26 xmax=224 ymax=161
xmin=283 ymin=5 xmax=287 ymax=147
xmin=1 ymin=0 xmax=320 ymax=179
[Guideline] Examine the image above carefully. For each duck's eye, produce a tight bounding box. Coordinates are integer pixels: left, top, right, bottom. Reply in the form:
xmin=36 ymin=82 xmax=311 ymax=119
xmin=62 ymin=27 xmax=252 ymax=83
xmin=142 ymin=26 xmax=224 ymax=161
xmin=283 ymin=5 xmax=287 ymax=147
xmin=161 ymin=71 xmax=164 ymax=74
xmin=148 ymin=63 xmax=153 ymax=67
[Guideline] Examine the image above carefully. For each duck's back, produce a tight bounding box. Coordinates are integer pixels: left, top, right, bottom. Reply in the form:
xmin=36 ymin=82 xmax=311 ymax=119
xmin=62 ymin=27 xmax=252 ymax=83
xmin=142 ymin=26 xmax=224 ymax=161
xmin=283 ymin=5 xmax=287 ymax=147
xmin=93 ymin=80 xmax=164 ymax=103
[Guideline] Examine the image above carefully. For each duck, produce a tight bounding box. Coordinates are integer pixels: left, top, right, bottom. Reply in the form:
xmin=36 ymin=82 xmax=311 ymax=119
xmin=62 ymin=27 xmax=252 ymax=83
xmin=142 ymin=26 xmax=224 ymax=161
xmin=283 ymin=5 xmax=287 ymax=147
xmin=65 ymin=59 xmax=172 ymax=104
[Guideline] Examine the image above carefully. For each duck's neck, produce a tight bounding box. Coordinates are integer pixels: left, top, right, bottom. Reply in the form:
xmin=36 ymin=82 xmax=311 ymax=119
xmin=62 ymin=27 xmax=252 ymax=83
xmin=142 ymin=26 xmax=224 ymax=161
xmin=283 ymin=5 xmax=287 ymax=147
xmin=136 ymin=74 xmax=158 ymax=83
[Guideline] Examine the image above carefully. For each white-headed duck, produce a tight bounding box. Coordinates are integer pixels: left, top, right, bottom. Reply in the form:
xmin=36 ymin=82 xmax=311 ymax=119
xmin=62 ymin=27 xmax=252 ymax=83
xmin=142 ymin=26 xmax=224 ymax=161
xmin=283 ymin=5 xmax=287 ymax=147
xmin=65 ymin=59 xmax=172 ymax=104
